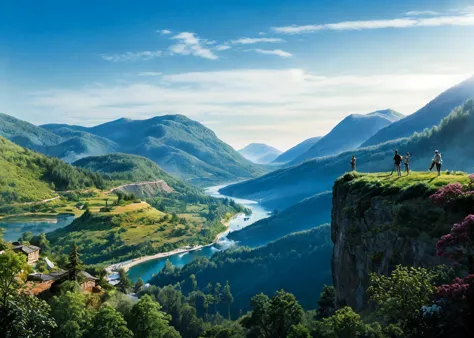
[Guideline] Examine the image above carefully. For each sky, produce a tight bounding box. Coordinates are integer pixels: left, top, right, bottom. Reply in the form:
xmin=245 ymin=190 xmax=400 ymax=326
xmin=1 ymin=0 xmax=474 ymax=151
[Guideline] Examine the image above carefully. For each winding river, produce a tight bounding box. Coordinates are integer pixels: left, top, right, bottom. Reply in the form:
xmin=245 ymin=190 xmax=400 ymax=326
xmin=127 ymin=184 xmax=271 ymax=282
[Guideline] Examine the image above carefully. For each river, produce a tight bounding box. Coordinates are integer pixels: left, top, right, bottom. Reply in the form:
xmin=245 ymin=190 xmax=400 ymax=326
xmin=0 ymin=214 xmax=76 ymax=242
xmin=127 ymin=184 xmax=271 ymax=282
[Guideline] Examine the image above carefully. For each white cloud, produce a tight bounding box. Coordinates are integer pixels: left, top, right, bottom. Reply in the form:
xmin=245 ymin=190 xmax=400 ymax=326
xmin=252 ymin=49 xmax=293 ymax=57
xmin=169 ymin=32 xmax=218 ymax=60
xmin=214 ymin=44 xmax=231 ymax=51
xmin=158 ymin=29 xmax=172 ymax=35
xmin=138 ymin=72 xmax=163 ymax=76
xmin=405 ymin=11 xmax=439 ymax=16
xmin=258 ymin=32 xmax=266 ymax=36
xmin=101 ymin=51 xmax=163 ymax=62
xmin=230 ymin=37 xmax=285 ymax=44
xmin=272 ymin=12 xmax=474 ymax=34
xmin=31 ymin=69 xmax=471 ymax=149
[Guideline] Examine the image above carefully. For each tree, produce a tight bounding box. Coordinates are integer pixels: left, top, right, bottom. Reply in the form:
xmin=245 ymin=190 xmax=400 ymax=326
xmin=118 ymin=268 xmax=132 ymax=294
xmin=214 ymin=282 xmax=222 ymax=314
xmin=135 ymin=278 xmax=145 ymax=293
xmin=31 ymin=233 xmax=50 ymax=252
xmin=223 ymin=280 xmax=234 ymax=320
xmin=19 ymin=231 xmax=34 ymax=243
xmin=86 ymin=305 xmax=133 ymax=338
xmin=287 ymin=323 xmax=311 ymax=338
xmin=129 ymin=294 xmax=180 ymax=338
xmin=0 ymin=251 xmax=30 ymax=307
xmin=317 ymin=285 xmax=335 ymax=318
xmin=312 ymin=307 xmax=390 ymax=338
xmin=51 ymin=291 xmax=91 ymax=338
xmin=0 ymin=228 xmax=7 ymax=250
xmin=189 ymin=274 xmax=198 ymax=292
xmin=2 ymin=293 xmax=57 ymax=338
xmin=368 ymin=265 xmax=435 ymax=330
xmin=242 ymin=290 xmax=304 ymax=338
xmin=67 ymin=243 xmax=83 ymax=281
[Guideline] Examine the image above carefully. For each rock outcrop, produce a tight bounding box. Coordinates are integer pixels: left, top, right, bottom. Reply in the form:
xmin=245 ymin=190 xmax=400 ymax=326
xmin=109 ymin=180 xmax=174 ymax=198
xmin=330 ymin=173 xmax=461 ymax=311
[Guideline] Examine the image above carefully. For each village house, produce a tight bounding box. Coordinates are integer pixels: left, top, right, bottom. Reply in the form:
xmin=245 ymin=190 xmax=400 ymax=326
xmin=13 ymin=244 xmax=40 ymax=264
xmin=27 ymin=270 xmax=98 ymax=293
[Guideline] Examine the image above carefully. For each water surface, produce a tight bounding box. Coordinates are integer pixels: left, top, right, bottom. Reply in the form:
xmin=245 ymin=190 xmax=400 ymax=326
xmin=0 ymin=214 xmax=75 ymax=242
xmin=127 ymin=184 xmax=270 ymax=282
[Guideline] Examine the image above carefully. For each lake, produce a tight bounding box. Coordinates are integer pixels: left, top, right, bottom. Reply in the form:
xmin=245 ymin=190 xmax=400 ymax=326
xmin=0 ymin=214 xmax=76 ymax=242
xmin=127 ymin=184 xmax=271 ymax=282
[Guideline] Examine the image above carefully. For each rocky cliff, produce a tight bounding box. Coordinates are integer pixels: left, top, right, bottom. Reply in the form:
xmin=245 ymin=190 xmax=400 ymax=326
xmin=331 ymin=172 xmax=470 ymax=310
xmin=109 ymin=180 xmax=174 ymax=198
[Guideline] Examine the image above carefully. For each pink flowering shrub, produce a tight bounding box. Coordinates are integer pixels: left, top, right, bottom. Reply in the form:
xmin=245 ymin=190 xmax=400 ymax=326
xmin=430 ymin=183 xmax=466 ymax=207
xmin=436 ymin=215 xmax=474 ymax=264
xmin=469 ymin=174 xmax=474 ymax=190
xmin=437 ymin=275 xmax=472 ymax=300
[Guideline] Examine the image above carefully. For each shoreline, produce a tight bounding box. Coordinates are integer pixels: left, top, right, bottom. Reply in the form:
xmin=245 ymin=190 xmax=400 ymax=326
xmin=106 ymin=212 xmax=243 ymax=275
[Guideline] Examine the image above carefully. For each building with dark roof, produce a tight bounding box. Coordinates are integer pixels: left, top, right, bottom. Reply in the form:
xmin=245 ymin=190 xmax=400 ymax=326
xmin=13 ymin=244 xmax=40 ymax=264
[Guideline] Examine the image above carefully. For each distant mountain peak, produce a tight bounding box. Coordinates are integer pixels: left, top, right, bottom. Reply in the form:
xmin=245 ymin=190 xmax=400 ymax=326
xmin=239 ymin=143 xmax=282 ymax=164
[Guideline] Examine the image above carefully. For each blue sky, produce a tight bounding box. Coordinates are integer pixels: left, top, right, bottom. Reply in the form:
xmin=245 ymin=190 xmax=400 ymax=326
xmin=1 ymin=0 xmax=474 ymax=150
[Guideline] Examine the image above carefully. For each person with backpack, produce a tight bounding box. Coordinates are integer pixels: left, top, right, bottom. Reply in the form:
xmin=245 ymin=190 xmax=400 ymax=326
xmin=393 ymin=150 xmax=402 ymax=177
xmin=429 ymin=150 xmax=442 ymax=176
xmin=351 ymin=155 xmax=356 ymax=171
xmin=405 ymin=153 xmax=410 ymax=175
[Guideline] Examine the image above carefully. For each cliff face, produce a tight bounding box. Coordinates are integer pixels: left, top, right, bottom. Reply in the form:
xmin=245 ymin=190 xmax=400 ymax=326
xmin=330 ymin=173 xmax=468 ymax=310
xmin=109 ymin=180 xmax=174 ymax=198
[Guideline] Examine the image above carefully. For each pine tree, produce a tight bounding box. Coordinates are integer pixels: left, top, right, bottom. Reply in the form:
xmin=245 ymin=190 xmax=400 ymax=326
xmin=190 ymin=274 xmax=198 ymax=292
xmin=223 ymin=280 xmax=234 ymax=320
xmin=214 ymin=282 xmax=222 ymax=314
xmin=67 ymin=243 xmax=83 ymax=281
xmin=118 ymin=268 xmax=132 ymax=294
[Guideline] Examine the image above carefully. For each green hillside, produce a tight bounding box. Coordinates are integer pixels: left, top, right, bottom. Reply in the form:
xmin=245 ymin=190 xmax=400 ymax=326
xmin=0 ymin=136 xmax=106 ymax=205
xmin=45 ymin=128 xmax=119 ymax=162
xmin=62 ymin=115 xmax=264 ymax=186
xmin=221 ymin=100 xmax=474 ymax=209
xmin=0 ymin=113 xmax=62 ymax=150
xmin=149 ymin=225 xmax=332 ymax=315
xmin=73 ymin=153 xmax=197 ymax=193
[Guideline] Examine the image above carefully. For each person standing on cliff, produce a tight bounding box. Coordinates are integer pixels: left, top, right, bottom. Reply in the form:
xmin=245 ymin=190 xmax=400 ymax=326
xmin=429 ymin=150 xmax=442 ymax=176
xmin=405 ymin=153 xmax=410 ymax=175
xmin=351 ymin=156 xmax=356 ymax=171
xmin=393 ymin=150 xmax=402 ymax=177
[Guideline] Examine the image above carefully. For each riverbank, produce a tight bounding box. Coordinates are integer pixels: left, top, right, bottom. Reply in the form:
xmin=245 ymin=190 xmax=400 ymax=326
xmin=106 ymin=212 xmax=242 ymax=275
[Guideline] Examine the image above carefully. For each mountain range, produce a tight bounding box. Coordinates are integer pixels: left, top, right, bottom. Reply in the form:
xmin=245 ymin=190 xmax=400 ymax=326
xmin=290 ymin=109 xmax=403 ymax=165
xmin=272 ymin=136 xmax=322 ymax=164
xmin=238 ymin=143 xmax=282 ymax=164
xmin=362 ymin=75 xmax=474 ymax=147
xmin=0 ymin=114 xmax=264 ymax=187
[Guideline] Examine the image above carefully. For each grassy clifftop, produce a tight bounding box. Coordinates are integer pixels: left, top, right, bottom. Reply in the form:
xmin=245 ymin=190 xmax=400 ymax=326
xmin=335 ymin=171 xmax=472 ymax=239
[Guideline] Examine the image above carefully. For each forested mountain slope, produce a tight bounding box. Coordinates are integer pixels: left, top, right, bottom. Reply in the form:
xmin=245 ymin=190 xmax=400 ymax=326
xmin=150 ymin=225 xmax=333 ymax=315
xmin=46 ymin=115 xmax=264 ymax=186
xmin=362 ymin=75 xmax=474 ymax=147
xmin=0 ymin=137 xmax=106 ymax=204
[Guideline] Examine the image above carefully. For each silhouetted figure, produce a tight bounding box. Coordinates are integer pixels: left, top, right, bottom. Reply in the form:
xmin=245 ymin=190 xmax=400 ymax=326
xmin=393 ymin=150 xmax=402 ymax=177
xmin=429 ymin=150 xmax=442 ymax=176
xmin=405 ymin=153 xmax=410 ymax=175
xmin=351 ymin=156 xmax=356 ymax=171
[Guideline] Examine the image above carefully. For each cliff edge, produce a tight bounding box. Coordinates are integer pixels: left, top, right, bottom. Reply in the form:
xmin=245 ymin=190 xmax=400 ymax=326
xmin=331 ymin=172 xmax=471 ymax=310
